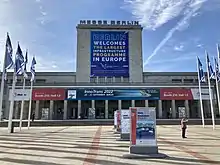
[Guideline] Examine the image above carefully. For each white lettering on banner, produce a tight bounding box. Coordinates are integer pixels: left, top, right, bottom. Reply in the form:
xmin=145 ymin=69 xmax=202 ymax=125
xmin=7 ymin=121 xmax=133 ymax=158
xmin=93 ymin=34 xmax=127 ymax=41
xmin=93 ymin=41 xmax=126 ymax=46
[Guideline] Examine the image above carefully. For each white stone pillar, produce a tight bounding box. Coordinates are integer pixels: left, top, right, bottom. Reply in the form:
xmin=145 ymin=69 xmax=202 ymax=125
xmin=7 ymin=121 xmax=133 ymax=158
xmin=35 ymin=100 xmax=40 ymax=119
xmin=145 ymin=100 xmax=149 ymax=107
xmin=92 ymin=100 xmax=95 ymax=109
xmin=49 ymin=100 xmax=54 ymax=120
xmin=105 ymin=100 xmax=108 ymax=119
xmin=184 ymin=100 xmax=190 ymax=118
xmin=118 ymin=100 xmax=122 ymax=110
xmin=131 ymin=100 xmax=135 ymax=107
xmin=158 ymin=100 xmax=162 ymax=119
xmin=197 ymin=100 xmax=201 ymax=118
xmin=15 ymin=101 xmax=20 ymax=119
xmin=78 ymin=100 xmax=81 ymax=118
xmin=171 ymin=100 xmax=176 ymax=119
xmin=63 ymin=100 xmax=68 ymax=120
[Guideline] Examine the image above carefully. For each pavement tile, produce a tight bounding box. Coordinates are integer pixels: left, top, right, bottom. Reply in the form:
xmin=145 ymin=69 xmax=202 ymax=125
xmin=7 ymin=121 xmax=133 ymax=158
xmin=0 ymin=125 xmax=219 ymax=165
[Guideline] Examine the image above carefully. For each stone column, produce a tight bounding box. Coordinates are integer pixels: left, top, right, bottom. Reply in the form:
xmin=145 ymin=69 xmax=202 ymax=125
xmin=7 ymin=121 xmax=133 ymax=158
xmin=49 ymin=100 xmax=54 ymax=120
xmin=78 ymin=100 xmax=81 ymax=118
xmin=171 ymin=100 xmax=176 ymax=119
xmin=184 ymin=100 xmax=190 ymax=118
xmin=105 ymin=100 xmax=108 ymax=119
xmin=15 ymin=101 xmax=20 ymax=119
xmin=118 ymin=100 xmax=122 ymax=110
xmin=35 ymin=100 xmax=40 ymax=119
xmin=197 ymin=100 xmax=201 ymax=118
xmin=158 ymin=100 xmax=162 ymax=119
xmin=92 ymin=100 xmax=95 ymax=109
xmin=145 ymin=100 xmax=149 ymax=107
xmin=131 ymin=100 xmax=135 ymax=107
xmin=63 ymin=100 xmax=68 ymax=120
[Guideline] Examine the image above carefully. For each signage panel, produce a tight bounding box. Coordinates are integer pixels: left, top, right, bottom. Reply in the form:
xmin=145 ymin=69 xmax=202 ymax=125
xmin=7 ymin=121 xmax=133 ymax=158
xmin=9 ymin=89 xmax=30 ymax=101
xmin=160 ymin=88 xmax=213 ymax=100
xmin=90 ymin=31 xmax=129 ymax=77
xmin=66 ymin=89 xmax=160 ymax=100
xmin=160 ymin=88 xmax=193 ymax=100
xmin=32 ymin=88 xmax=65 ymax=100
xmin=130 ymin=107 xmax=156 ymax=146
xmin=191 ymin=88 xmax=212 ymax=100
xmin=121 ymin=109 xmax=130 ymax=134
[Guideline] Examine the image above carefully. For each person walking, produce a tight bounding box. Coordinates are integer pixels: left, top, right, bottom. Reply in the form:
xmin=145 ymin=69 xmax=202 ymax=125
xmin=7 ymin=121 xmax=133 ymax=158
xmin=31 ymin=112 xmax=35 ymax=122
xmin=181 ymin=117 xmax=188 ymax=138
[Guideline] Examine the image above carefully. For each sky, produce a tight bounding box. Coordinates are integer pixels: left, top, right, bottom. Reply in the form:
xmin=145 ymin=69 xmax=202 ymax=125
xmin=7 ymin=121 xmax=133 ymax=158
xmin=0 ymin=0 xmax=220 ymax=72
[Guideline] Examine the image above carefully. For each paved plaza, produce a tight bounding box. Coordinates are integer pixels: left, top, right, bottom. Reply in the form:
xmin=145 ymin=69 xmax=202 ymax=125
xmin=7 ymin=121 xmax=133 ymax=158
xmin=0 ymin=125 xmax=219 ymax=165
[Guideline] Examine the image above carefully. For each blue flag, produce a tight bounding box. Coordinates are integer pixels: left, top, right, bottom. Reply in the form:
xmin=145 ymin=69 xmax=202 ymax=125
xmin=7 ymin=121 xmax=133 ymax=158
xmin=206 ymin=54 xmax=215 ymax=80
xmin=23 ymin=50 xmax=28 ymax=78
xmin=30 ymin=57 xmax=36 ymax=82
xmin=15 ymin=43 xmax=25 ymax=76
xmin=197 ymin=57 xmax=206 ymax=83
xmin=4 ymin=33 xmax=14 ymax=80
xmin=214 ymin=58 xmax=220 ymax=82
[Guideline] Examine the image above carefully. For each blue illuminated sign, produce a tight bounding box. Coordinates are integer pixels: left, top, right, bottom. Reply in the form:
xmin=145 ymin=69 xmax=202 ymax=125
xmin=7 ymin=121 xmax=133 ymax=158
xmin=66 ymin=89 xmax=160 ymax=100
xmin=90 ymin=31 xmax=129 ymax=77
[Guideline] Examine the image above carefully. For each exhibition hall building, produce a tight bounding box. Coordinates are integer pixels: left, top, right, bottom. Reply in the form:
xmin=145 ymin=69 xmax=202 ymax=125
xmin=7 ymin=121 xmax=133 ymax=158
xmin=0 ymin=20 xmax=218 ymax=120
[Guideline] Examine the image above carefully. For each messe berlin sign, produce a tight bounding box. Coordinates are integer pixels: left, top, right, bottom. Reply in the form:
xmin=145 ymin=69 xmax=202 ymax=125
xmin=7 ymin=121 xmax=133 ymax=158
xmin=90 ymin=31 xmax=129 ymax=77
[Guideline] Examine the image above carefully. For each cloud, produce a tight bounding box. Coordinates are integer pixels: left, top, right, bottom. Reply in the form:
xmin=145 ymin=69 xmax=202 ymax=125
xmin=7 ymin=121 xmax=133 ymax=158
xmin=174 ymin=45 xmax=184 ymax=51
xmin=149 ymin=55 xmax=195 ymax=65
xmin=124 ymin=0 xmax=209 ymax=67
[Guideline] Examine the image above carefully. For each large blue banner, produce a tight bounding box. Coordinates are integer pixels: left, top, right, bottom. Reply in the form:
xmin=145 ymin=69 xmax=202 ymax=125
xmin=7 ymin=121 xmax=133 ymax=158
xmin=90 ymin=31 xmax=129 ymax=77
xmin=66 ymin=89 xmax=160 ymax=100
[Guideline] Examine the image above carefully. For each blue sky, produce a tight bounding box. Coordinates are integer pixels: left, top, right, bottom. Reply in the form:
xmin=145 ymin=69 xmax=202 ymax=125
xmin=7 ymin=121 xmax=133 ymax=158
xmin=0 ymin=0 xmax=220 ymax=72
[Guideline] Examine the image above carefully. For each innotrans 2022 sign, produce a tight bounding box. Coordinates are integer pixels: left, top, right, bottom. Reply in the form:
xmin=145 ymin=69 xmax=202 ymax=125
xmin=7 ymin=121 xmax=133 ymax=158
xmin=90 ymin=31 xmax=129 ymax=77
xmin=66 ymin=89 xmax=160 ymax=100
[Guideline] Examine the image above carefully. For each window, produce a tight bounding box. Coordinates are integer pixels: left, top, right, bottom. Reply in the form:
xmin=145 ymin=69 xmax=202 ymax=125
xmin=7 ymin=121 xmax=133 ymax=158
xmin=172 ymin=79 xmax=182 ymax=83
xmin=184 ymin=79 xmax=193 ymax=83
xmin=123 ymin=77 xmax=129 ymax=83
xmin=106 ymin=77 xmax=113 ymax=83
xmin=36 ymin=79 xmax=46 ymax=83
xmin=90 ymin=77 xmax=96 ymax=83
xmin=115 ymin=77 xmax=121 ymax=83
xmin=98 ymin=77 xmax=105 ymax=83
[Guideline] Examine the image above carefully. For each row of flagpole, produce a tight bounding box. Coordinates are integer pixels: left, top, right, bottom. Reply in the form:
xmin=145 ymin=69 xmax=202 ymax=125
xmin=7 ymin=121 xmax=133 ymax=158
xmin=197 ymin=44 xmax=220 ymax=130
xmin=0 ymin=33 xmax=37 ymax=133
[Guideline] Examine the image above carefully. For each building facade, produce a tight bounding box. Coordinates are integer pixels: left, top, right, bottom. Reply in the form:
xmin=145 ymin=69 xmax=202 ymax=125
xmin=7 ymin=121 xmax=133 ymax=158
xmin=0 ymin=20 xmax=218 ymax=120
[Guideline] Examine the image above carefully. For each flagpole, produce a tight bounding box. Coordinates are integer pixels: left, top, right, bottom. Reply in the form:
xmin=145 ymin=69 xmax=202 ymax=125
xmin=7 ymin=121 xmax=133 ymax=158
xmin=206 ymin=52 xmax=215 ymax=130
xmin=0 ymin=33 xmax=9 ymax=121
xmin=217 ymin=44 xmax=220 ymax=116
xmin=8 ymin=72 xmax=17 ymax=133
xmin=19 ymin=77 xmax=26 ymax=131
xmin=213 ymin=56 xmax=220 ymax=119
xmin=197 ymin=56 xmax=205 ymax=127
xmin=0 ymin=63 xmax=6 ymax=121
xmin=27 ymin=80 xmax=33 ymax=129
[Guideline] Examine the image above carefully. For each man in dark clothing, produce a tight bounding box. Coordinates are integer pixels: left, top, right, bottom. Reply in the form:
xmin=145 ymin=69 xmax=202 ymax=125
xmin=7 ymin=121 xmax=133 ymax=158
xmin=181 ymin=117 xmax=188 ymax=138
xmin=32 ymin=113 xmax=35 ymax=122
